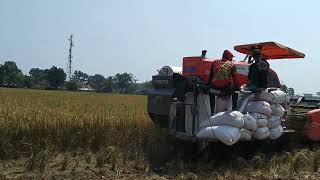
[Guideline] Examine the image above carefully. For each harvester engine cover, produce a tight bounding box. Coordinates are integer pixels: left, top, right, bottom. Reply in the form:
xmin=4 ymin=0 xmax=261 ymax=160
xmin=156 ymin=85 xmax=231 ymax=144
xmin=182 ymin=57 xmax=214 ymax=84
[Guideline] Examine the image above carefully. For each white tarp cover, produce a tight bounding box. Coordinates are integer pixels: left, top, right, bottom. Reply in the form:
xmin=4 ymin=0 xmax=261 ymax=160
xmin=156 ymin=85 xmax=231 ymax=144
xmin=195 ymin=94 xmax=211 ymax=133
xmin=184 ymin=92 xmax=194 ymax=135
xmin=185 ymin=93 xmax=211 ymax=135
xmin=158 ymin=66 xmax=182 ymax=76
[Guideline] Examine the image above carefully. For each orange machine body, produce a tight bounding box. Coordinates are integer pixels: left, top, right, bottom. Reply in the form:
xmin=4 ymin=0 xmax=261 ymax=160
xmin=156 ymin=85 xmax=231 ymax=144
xmin=182 ymin=57 xmax=253 ymax=87
xmin=182 ymin=41 xmax=305 ymax=87
xmin=306 ymin=109 xmax=320 ymax=141
xmin=182 ymin=57 xmax=215 ymax=84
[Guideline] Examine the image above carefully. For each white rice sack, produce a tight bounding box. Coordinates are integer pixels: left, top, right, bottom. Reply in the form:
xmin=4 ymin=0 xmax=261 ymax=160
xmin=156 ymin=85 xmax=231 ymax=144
xmin=200 ymin=111 xmax=245 ymax=129
xmin=214 ymin=126 xmax=241 ymax=146
xmin=246 ymin=101 xmax=272 ymax=116
xmin=240 ymin=128 xmax=253 ymax=141
xmin=196 ymin=126 xmax=217 ymax=139
xmin=250 ymin=113 xmax=268 ymax=120
xmin=271 ymin=104 xmax=285 ymax=117
xmin=269 ymin=125 xmax=283 ymax=140
xmin=255 ymin=90 xmax=287 ymax=104
xmin=243 ymin=113 xmax=257 ymax=131
xmin=268 ymin=116 xmax=282 ymax=129
xmin=196 ymin=126 xmax=241 ymax=146
xmin=253 ymin=127 xmax=270 ymax=140
xmin=256 ymin=118 xmax=268 ymax=127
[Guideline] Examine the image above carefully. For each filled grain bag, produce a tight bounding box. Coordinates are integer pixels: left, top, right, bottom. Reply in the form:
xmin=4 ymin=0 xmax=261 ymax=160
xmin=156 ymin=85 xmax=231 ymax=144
xmin=255 ymin=90 xmax=287 ymax=104
xmin=214 ymin=126 xmax=241 ymax=146
xmin=196 ymin=126 xmax=241 ymax=146
xmin=271 ymin=104 xmax=285 ymax=117
xmin=256 ymin=118 xmax=268 ymax=127
xmin=268 ymin=116 xmax=282 ymax=129
xmin=238 ymin=93 xmax=255 ymax=113
xmin=200 ymin=111 xmax=245 ymax=129
xmin=243 ymin=113 xmax=258 ymax=131
xmin=250 ymin=112 xmax=268 ymax=120
xmin=253 ymin=127 xmax=270 ymax=140
xmin=269 ymin=125 xmax=283 ymax=140
xmin=196 ymin=126 xmax=218 ymax=139
xmin=246 ymin=101 xmax=272 ymax=116
xmin=240 ymin=128 xmax=252 ymax=141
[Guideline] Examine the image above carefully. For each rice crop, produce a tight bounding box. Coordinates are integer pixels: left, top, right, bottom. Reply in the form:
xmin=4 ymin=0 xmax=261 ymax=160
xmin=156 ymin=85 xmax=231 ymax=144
xmin=0 ymin=88 xmax=165 ymax=158
xmin=1 ymin=88 xmax=320 ymax=179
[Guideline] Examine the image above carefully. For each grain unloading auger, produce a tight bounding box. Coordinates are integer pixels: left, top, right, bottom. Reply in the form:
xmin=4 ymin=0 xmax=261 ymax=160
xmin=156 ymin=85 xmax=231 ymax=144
xmin=147 ymin=42 xmax=320 ymax=145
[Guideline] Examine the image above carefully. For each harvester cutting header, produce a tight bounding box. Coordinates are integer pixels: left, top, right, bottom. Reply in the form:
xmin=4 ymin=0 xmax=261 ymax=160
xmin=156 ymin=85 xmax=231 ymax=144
xmin=148 ymin=42 xmax=320 ymax=146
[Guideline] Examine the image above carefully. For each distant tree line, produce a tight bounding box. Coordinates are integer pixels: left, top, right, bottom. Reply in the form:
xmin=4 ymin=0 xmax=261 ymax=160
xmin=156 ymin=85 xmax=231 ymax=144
xmin=0 ymin=61 xmax=152 ymax=94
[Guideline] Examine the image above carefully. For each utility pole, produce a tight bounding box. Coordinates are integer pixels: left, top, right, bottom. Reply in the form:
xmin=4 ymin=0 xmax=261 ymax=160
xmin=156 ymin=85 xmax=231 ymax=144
xmin=67 ymin=34 xmax=74 ymax=81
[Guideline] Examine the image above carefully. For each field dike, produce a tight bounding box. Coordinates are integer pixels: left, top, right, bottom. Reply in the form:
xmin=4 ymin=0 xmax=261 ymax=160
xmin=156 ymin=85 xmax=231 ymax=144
xmin=1 ymin=88 xmax=320 ymax=179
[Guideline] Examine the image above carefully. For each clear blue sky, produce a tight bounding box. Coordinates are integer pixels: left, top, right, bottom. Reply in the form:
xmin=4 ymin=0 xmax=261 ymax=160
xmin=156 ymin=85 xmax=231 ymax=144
xmin=0 ymin=0 xmax=319 ymax=94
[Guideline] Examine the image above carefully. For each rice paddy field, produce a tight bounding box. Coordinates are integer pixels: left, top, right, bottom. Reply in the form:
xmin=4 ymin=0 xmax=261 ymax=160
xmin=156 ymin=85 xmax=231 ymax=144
xmin=1 ymin=87 xmax=320 ymax=179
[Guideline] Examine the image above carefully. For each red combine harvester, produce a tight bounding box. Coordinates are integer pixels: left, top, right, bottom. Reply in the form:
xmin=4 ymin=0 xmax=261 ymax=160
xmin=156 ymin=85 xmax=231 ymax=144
xmin=147 ymin=42 xmax=320 ymax=142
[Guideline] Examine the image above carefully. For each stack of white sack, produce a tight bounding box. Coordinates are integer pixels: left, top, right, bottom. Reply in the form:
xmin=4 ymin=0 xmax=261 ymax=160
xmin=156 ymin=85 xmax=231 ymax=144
xmin=196 ymin=90 xmax=287 ymax=144
xmin=238 ymin=113 xmax=257 ymax=141
xmin=244 ymin=89 xmax=286 ymax=140
xmin=262 ymin=90 xmax=286 ymax=140
xmin=268 ymin=104 xmax=285 ymax=140
xmin=245 ymin=101 xmax=271 ymax=140
xmin=196 ymin=111 xmax=245 ymax=145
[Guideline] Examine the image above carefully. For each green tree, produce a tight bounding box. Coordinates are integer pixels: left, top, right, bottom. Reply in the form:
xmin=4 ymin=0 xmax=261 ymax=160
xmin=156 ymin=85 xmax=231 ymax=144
xmin=29 ymin=68 xmax=48 ymax=81
xmin=143 ymin=80 xmax=153 ymax=88
xmin=101 ymin=76 xmax=115 ymax=92
xmin=0 ymin=61 xmax=24 ymax=87
xmin=88 ymin=74 xmax=106 ymax=92
xmin=288 ymin=88 xmax=295 ymax=96
xmin=65 ymin=81 xmax=79 ymax=91
xmin=72 ymin=70 xmax=89 ymax=84
xmin=114 ymin=73 xmax=136 ymax=93
xmin=281 ymin=84 xmax=288 ymax=93
xmin=47 ymin=66 xmax=66 ymax=89
xmin=29 ymin=68 xmax=49 ymax=88
xmin=21 ymin=75 xmax=34 ymax=88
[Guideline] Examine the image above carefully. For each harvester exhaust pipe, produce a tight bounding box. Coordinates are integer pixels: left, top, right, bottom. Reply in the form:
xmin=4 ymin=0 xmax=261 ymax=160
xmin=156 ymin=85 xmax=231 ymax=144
xmin=201 ymin=50 xmax=207 ymax=59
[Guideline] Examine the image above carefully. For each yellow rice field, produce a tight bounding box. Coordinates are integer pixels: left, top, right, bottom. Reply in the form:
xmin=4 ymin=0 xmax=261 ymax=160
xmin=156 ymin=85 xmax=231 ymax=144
xmin=0 ymin=88 xmax=162 ymax=156
xmin=1 ymin=88 xmax=320 ymax=179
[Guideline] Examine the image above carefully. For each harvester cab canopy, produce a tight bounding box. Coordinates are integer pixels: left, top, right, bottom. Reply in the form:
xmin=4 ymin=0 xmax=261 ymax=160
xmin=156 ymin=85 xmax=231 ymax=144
xmin=234 ymin=41 xmax=305 ymax=61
